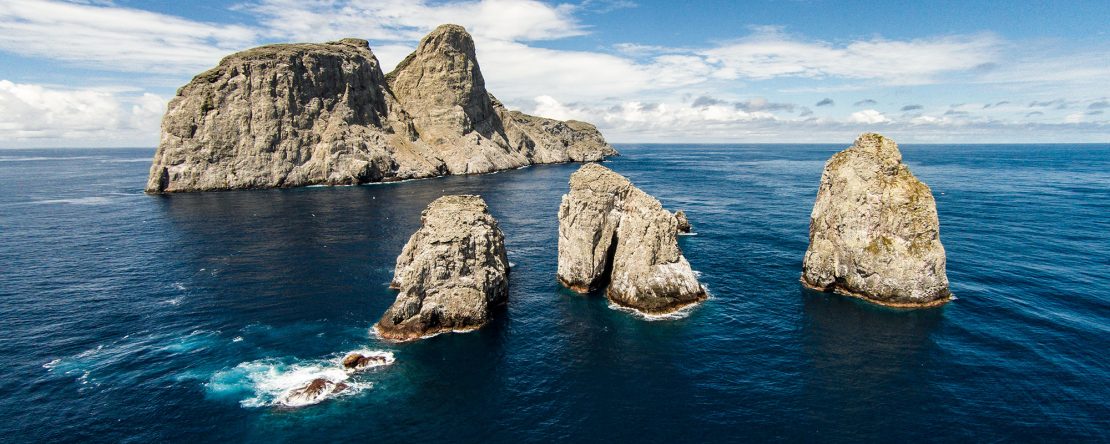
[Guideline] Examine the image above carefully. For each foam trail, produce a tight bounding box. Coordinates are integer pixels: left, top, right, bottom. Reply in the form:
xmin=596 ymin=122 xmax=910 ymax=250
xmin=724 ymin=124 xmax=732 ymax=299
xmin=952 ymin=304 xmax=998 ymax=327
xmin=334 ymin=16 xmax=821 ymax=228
xmin=207 ymin=350 xmax=395 ymax=408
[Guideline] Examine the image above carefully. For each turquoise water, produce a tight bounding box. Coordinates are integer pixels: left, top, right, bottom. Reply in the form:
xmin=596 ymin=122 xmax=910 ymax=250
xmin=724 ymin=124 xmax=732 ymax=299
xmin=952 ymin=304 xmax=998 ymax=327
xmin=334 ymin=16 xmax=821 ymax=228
xmin=0 ymin=144 xmax=1107 ymax=442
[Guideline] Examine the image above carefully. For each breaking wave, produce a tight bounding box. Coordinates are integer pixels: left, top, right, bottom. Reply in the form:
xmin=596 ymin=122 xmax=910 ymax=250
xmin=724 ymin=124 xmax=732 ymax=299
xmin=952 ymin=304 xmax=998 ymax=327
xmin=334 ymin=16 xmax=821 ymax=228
xmin=206 ymin=350 xmax=394 ymax=408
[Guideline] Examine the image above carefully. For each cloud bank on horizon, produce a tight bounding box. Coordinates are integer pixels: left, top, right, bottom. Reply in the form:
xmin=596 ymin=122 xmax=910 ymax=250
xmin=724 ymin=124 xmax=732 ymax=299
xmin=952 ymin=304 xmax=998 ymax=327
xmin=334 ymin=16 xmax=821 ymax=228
xmin=0 ymin=0 xmax=1107 ymax=147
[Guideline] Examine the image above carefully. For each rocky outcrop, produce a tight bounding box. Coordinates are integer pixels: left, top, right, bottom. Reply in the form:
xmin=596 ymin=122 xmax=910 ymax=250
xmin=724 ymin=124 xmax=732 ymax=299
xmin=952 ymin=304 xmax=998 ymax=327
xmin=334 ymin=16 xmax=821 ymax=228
xmin=557 ymin=164 xmax=706 ymax=314
xmin=147 ymin=24 xmax=616 ymax=193
xmin=801 ymin=133 xmax=951 ymax=307
xmin=375 ymin=195 xmax=509 ymax=340
xmin=341 ymin=353 xmax=389 ymax=372
xmin=277 ymin=378 xmax=349 ymax=407
xmin=675 ymin=210 xmax=692 ymax=233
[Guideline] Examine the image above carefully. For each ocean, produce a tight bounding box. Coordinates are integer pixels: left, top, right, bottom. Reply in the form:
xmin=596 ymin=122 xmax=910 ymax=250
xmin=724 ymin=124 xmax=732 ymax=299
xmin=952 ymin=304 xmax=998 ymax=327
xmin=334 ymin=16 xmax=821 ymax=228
xmin=0 ymin=144 xmax=1107 ymax=442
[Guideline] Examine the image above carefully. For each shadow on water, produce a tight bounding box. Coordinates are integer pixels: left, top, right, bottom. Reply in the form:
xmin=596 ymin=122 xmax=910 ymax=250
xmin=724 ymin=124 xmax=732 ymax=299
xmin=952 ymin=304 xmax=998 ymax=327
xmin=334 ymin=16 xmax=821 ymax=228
xmin=796 ymin=286 xmax=947 ymax=441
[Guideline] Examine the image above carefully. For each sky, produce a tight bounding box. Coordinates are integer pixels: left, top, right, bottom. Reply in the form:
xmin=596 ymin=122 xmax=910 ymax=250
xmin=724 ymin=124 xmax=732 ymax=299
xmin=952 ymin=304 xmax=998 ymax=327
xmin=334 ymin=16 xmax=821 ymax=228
xmin=0 ymin=0 xmax=1108 ymax=147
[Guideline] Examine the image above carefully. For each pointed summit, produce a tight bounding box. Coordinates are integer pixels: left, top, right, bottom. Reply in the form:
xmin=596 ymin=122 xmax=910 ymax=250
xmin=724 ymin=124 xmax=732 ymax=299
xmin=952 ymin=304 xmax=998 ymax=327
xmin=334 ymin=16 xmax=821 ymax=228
xmin=146 ymin=24 xmax=615 ymax=192
xmin=387 ymin=24 xmax=495 ymax=139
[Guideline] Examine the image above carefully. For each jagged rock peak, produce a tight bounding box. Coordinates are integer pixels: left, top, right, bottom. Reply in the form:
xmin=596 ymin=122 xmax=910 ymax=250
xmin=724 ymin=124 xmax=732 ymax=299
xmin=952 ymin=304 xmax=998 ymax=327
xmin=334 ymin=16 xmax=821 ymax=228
xmin=146 ymin=25 xmax=616 ymax=193
xmin=557 ymin=164 xmax=706 ymax=315
xmin=801 ymin=133 xmax=951 ymax=307
xmin=375 ymin=195 xmax=510 ymax=341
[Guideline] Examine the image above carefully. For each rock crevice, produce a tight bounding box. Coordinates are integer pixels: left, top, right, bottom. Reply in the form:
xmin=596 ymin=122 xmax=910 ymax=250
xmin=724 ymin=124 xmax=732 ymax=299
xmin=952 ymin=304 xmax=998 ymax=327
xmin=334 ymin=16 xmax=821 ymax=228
xmin=801 ymin=133 xmax=951 ymax=307
xmin=557 ymin=164 xmax=706 ymax=314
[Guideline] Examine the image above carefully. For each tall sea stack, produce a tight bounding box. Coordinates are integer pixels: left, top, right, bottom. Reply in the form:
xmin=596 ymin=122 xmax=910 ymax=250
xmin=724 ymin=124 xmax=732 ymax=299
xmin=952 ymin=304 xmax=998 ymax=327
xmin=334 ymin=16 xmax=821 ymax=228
xmin=557 ymin=164 xmax=706 ymax=315
xmin=375 ymin=195 xmax=510 ymax=341
xmin=147 ymin=25 xmax=615 ymax=193
xmin=801 ymin=133 xmax=951 ymax=307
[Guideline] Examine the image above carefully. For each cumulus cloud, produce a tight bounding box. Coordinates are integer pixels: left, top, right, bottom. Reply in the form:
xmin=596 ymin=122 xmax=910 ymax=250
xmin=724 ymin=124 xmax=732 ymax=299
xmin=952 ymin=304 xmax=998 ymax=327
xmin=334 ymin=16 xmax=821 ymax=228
xmin=0 ymin=80 xmax=165 ymax=146
xmin=0 ymin=0 xmax=1106 ymax=145
xmin=849 ymin=109 xmax=891 ymax=124
xmin=240 ymin=0 xmax=587 ymax=44
xmin=0 ymin=0 xmax=256 ymax=73
xmin=701 ymin=29 xmax=1001 ymax=84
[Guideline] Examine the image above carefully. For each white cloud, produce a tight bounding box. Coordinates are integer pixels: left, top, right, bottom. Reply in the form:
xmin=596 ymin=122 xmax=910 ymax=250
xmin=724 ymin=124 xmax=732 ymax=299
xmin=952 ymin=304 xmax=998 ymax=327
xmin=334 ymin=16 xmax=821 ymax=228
xmin=0 ymin=0 xmax=257 ymax=74
xmin=703 ymin=30 xmax=1001 ymax=85
xmin=525 ymin=96 xmax=1110 ymax=143
xmin=0 ymin=0 xmax=1106 ymax=145
xmin=849 ymin=109 xmax=891 ymax=124
xmin=0 ymin=80 xmax=165 ymax=147
xmin=240 ymin=0 xmax=586 ymax=44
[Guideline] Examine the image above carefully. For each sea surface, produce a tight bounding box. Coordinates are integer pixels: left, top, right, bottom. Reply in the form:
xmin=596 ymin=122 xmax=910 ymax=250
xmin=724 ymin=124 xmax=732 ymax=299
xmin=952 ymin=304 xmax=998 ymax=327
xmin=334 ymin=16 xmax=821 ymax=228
xmin=0 ymin=144 xmax=1107 ymax=442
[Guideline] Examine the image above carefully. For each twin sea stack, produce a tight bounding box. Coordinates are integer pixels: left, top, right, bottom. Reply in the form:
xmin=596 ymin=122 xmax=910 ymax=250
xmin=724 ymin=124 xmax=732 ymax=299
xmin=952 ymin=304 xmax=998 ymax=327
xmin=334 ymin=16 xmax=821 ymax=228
xmin=557 ymin=164 xmax=707 ymax=315
xmin=146 ymin=24 xmax=615 ymax=193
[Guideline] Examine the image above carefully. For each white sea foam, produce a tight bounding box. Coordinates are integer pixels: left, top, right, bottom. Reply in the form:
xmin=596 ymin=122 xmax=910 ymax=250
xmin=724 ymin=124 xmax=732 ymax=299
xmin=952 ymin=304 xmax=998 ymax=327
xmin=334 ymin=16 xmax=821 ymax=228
xmin=31 ymin=196 xmax=114 ymax=205
xmin=0 ymin=155 xmax=100 ymax=162
xmin=207 ymin=349 xmax=394 ymax=408
xmin=677 ymin=232 xmax=698 ymax=236
xmin=99 ymin=158 xmax=151 ymax=163
xmin=607 ymin=286 xmax=711 ymax=321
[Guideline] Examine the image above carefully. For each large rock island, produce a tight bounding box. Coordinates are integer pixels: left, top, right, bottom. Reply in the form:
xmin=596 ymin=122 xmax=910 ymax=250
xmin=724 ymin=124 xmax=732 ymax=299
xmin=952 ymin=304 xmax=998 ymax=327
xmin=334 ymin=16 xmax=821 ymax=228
xmin=146 ymin=24 xmax=615 ymax=193
xmin=375 ymin=195 xmax=510 ymax=341
xmin=557 ymin=164 xmax=706 ymax=315
xmin=801 ymin=133 xmax=951 ymax=307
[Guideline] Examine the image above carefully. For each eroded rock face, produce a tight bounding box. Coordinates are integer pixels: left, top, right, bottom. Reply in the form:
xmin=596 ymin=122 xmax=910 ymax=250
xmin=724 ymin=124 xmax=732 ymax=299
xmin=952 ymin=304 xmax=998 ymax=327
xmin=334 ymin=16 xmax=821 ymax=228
xmin=675 ymin=210 xmax=692 ymax=233
xmin=557 ymin=164 xmax=706 ymax=314
xmin=801 ymin=133 xmax=951 ymax=307
xmin=375 ymin=195 xmax=509 ymax=340
xmin=147 ymin=25 xmax=615 ymax=193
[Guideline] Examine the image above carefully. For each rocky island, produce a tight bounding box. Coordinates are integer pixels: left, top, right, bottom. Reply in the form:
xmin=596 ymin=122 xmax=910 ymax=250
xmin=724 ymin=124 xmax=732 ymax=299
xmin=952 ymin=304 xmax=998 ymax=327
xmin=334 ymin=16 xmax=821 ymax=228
xmin=375 ymin=195 xmax=510 ymax=340
xmin=146 ymin=24 xmax=615 ymax=193
xmin=557 ymin=164 xmax=706 ymax=315
xmin=801 ymin=133 xmax=951 ymax=307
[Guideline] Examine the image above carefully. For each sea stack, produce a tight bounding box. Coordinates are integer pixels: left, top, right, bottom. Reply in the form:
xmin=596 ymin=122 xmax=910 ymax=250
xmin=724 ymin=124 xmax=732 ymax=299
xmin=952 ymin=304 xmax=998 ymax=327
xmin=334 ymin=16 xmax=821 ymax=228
xmin=801 ymin=133 xmax=951 ymax=307
xmin=146 ymin=24 xmax=615 ymax=193
xmin=557 ymin=164 xmax=706 ymax=315
xmin=375 ymin=195 xmax=509 ymax=340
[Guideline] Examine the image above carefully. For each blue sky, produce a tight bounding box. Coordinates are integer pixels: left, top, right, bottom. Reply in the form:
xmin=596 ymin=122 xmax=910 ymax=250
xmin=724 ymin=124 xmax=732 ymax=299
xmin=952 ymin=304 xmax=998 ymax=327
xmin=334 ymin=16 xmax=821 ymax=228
xmin=0 ymin=0 xmax=1107 ymax=147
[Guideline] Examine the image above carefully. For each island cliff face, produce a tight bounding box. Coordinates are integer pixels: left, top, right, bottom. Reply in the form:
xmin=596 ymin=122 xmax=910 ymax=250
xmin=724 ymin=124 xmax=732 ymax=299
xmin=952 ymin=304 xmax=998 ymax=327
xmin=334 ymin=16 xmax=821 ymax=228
xmin=375 ymin=195 xmax=509 ymax=341
xmin=801 ymin=133 xmax=951 ymax=307
xmin=146 ymin=24 xmax=615 ymax=193
xmin=557 ymin=164 xmax=706 ymax=314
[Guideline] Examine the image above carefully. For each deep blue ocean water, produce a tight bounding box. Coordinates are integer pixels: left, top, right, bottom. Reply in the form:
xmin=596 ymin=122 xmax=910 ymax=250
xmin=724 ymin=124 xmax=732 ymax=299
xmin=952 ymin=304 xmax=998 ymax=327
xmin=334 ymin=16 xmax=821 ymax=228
xmin=1 ymin=144 xmax=1108 ymax=442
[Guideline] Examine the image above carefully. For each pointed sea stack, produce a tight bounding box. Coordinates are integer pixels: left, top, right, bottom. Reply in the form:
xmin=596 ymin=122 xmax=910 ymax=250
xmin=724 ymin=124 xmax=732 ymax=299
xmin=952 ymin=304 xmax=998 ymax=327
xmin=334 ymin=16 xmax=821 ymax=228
xmin=801 ymin=133 xmax=951 ymax=307
xmin=147 ymin=25 xmax=615 ymax=193
xmin=375 ymin=195 xmax=509 ymax=341
xmin=557 ymin=164 xmax=706 ymax=315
